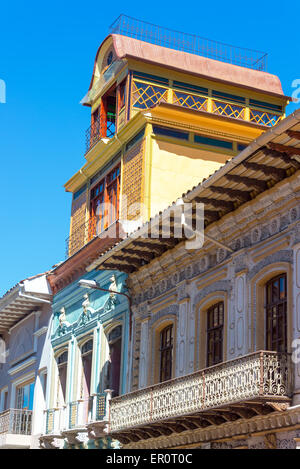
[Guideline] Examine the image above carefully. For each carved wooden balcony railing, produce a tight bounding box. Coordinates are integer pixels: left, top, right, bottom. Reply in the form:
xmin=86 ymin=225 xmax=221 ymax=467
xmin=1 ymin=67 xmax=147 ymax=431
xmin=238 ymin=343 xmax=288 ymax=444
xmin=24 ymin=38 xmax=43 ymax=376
xmin=108 ymin=351 xmax=292 ymax=443
xmin=0 ymin=409 xmax=32 ymax=435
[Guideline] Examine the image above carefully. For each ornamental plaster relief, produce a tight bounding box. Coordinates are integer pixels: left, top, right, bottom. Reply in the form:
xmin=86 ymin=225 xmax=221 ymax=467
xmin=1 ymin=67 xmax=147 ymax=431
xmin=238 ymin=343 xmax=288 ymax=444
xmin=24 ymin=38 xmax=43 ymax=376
xmin=138 ymin=319 xmax=149 ymax=389
xmin=129 ymin=200 xmax=299 ymax=310
xmin=248 ymin=250 xmax=293 ymax=281
xmin=122 ymin=408 xmax=300 ymax=450
xmin=292 ymin=243 xmax=300 ymax=404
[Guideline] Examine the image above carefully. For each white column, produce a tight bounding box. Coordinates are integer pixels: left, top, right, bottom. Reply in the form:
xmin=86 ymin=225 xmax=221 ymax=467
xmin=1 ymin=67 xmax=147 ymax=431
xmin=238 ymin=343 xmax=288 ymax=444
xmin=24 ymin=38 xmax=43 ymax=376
xmin=175 ymin=282 xmax=190 ymax=377
xmin=138 ymin=318 xmax=149 ymax=388
xmin=234 ymin=273 xmax=248 ymax=356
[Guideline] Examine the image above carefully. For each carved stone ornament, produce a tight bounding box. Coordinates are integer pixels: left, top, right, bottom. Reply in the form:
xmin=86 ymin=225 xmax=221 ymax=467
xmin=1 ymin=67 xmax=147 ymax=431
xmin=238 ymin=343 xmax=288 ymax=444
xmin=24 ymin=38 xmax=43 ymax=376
xmin=176 ymin=281 xmax=189 ymax=301
xmin=39 ymin=435 xmax=64 ymax=450
xmin=289 ymin=206 xmax=298 ymax=223
xmin=61 ymin=429 xmax=88 ymax=446
xmin=251 ymin=226 xmax=261 ymax=244
xmin=87 ymin=421 xmax=109 ymax=440
xmin=269 ymin=216 xmax=280 ymax=236
xmin=104 ymin=275 xmax=119 ymax=312
xmin=56 ymin=307 xmax=70 ymax=336
xmin=79 ymin=293 xmax=95 ymax=325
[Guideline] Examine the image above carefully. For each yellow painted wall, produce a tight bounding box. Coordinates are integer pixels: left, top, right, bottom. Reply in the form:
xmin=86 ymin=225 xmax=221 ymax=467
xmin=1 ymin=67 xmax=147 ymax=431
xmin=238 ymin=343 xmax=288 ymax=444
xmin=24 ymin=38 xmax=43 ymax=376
xmin=148 ymin=137 xmax=228 ymax=218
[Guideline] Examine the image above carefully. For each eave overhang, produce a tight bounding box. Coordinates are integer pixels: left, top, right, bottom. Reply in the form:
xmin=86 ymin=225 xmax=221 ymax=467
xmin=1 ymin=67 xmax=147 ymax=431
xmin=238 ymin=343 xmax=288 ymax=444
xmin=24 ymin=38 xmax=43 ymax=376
xmin=0 ymin=275 xmax=52 ymax=333
xmin=87 ymin=109 xmax=300 ymax=274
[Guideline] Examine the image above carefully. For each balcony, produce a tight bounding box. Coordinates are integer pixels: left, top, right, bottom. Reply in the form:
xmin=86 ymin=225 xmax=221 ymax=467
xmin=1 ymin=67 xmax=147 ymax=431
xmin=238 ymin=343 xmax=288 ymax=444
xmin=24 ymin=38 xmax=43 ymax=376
xmin=108 ymin=351 xmax=292 ymax=444
xmin=0 ymin=409 xmax=32 ymax=448
xmin=43 ymin=394 xmax=107 ymax=446
xmin=131 ymin=78 xmax=283 ymax=128
xmin=85 ymin=115 xmax=115 ymax=154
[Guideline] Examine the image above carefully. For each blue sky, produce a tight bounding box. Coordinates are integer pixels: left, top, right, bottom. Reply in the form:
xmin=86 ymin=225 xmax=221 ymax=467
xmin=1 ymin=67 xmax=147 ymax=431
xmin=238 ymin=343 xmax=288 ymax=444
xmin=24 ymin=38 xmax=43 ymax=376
xmin=0 ymin=0 xmax=299 ymax=296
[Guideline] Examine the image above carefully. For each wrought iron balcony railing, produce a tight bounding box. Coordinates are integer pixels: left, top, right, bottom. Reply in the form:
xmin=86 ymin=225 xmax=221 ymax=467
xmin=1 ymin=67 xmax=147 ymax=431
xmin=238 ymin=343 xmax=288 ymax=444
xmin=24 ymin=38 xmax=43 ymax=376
xmin=0 ymin=409 xmax=32 ymax=435
xmin=85 ymin=115 xmax=115 ymax=154
xmin=109 ymin=351 xmax=292 ymax=434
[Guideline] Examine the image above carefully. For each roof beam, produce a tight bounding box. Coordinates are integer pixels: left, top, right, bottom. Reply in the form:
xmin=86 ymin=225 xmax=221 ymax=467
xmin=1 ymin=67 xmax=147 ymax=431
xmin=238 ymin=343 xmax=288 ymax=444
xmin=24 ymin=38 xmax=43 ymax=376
xmin=113 ymin=255 xmax=145 ymax=268
xmin=225 ymin=174 xmax=267 ymax=191
xmin=132 ymin=240 xmax=167 ymax=255
xmin=194 ymin=196 xmax=234 ymax=210
xmin=286 ymin=130 xmax=300 ymax=141
xmin=263 ymin=148 xmax=300 ymax=168
xmin=242 ymin=161 xmax=286 ymax=181
xmin=204 ymin=210 xmax=220 ymax=222
xmin=101 ymin=262 xmax=136 ymax=273
xmin=209 ymin=186 xmax=251 ymax=202
xmin=122 ymin=248 xmax=155 ymax=261
xmin=268 ymin=142 xmax=300 ymax=156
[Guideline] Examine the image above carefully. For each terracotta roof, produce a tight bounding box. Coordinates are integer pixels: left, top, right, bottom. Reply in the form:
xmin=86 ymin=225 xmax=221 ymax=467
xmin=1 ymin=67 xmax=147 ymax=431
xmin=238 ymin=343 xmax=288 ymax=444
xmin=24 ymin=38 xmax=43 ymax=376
xmin=97 ymin=34 xmax=285 ymax=97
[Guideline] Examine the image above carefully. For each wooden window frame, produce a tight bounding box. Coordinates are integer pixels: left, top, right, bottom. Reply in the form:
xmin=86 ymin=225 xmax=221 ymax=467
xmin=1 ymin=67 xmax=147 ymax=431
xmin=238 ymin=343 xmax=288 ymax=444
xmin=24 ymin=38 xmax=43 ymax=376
xmin=159 ymin=325 xmax=173 ymax=382
xmin=206 ymin=302 xmax=224 ymax=367
xmin=265 ymin=273 xmax=287 ymax=352
xmin=89 ymin=163 xmax=120 ymax=238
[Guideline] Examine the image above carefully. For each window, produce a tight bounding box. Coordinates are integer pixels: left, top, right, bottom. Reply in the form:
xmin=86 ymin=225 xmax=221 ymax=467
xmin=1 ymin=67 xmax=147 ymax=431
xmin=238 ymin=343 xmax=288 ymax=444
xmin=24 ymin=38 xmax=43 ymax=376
xmin=194 ymin=134 xmax=233 ymax=150
xmin=106 ymin=326 xmax=122 ymax=397
xmin=16 ymin=382 xmax=34 ymax=410
xmin=265 ymin=274 xmax=287 ymax=352
xmin=81 ymin=339 xmax=93 ymax=421
xmin=89 ymin=164 xmax=120 ymax=238
xmin=3 ymin=390 xmax=8 ymax=411
xmin=159 ymin=325 xmax=173 ymax=382
xmin=107 ymin=51 xmax=113 ymax=66
xmin=57 ymin=351 xmax=68 ymax=405
xmin=207 ymin=302 xmax=224 ymax=367
xmin=118 ymin=80 xmax=126 ymax=110
xmin=152 ymin=126 xmax=189 ymax=141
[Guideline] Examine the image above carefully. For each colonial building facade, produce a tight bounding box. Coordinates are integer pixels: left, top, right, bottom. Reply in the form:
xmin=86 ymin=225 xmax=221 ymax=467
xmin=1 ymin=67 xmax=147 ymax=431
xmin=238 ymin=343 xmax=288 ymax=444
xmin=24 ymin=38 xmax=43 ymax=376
xmin=91 ymin=109 xmax=300 ymax=449
xmin=1 ymin=16 xmax=298 ymax=450
xmin=40 ymin=270 xmax=129 ymax=449
xmin=0 ymin=274 xmax=52 ymax=449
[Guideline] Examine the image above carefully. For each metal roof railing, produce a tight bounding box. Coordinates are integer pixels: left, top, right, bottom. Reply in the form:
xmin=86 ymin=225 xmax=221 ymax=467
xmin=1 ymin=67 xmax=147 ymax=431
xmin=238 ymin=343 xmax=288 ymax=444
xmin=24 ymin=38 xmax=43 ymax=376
xmin=109 ymin=15 xmax=267 ymax=71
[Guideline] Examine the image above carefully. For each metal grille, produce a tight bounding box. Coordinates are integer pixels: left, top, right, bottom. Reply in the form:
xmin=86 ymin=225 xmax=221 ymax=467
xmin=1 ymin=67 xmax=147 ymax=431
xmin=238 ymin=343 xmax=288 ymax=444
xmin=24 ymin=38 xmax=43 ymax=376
xmin=0 ymin=409 xmax=32 ymax=435
xmin=109 ymin=15 xmax=268 ymax=71
xmin=109 ymin=351 xmax=291 ymax=432
xmin=69 ymin=402 xmax=78 ymax=429
xmin=96 ymin=393 xmax=107 ymax=421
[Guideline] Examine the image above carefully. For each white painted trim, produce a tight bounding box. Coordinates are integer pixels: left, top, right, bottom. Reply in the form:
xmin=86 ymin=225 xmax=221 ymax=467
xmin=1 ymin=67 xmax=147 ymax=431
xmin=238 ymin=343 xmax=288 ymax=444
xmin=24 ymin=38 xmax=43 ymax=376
xmin=8 ymin=357 xmax=36 ymax=376
xmin=34 ymin=327 xmax=48 ymax=337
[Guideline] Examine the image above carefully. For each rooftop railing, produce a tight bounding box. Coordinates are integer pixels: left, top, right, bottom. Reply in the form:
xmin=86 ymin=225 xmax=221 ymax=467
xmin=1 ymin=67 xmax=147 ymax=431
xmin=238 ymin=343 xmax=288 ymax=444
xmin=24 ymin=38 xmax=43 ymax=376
xmin=109 ymin=15 xmax=268 ymax=71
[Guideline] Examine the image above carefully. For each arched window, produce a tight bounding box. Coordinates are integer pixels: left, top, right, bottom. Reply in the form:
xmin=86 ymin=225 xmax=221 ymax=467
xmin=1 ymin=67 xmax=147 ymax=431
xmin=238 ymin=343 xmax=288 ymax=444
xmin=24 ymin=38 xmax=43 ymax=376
xmin=80 ymin=338 xmax=93 ymax=422
xmin=106 ymin=326 xmax=122 ymax=397
xmin=107 ymin=51 xmax=113 ymax=66
xmin=206 ymin=302 xmax=224 ymax=367
xmin=57 ymin=350 xmax=68 ymax=405
xmin=159 ymin=325 xmax=173 ymax=382
xmin=265 ymin=274 xmax=287 ymax=352
xmin=81 ymin=339 xmax=93 ymax=398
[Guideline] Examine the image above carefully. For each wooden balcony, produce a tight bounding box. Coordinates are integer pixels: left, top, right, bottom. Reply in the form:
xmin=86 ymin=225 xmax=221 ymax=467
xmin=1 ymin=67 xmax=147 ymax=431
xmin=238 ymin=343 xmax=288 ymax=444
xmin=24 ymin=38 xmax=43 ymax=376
xmin=108 ymin=351 xmax=292 ymax=444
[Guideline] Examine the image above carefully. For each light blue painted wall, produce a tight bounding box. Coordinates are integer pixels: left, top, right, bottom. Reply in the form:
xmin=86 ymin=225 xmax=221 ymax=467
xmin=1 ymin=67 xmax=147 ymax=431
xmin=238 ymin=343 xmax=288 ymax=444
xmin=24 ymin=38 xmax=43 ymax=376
xmin=50 ymin=268 xmax=129 ymax=398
